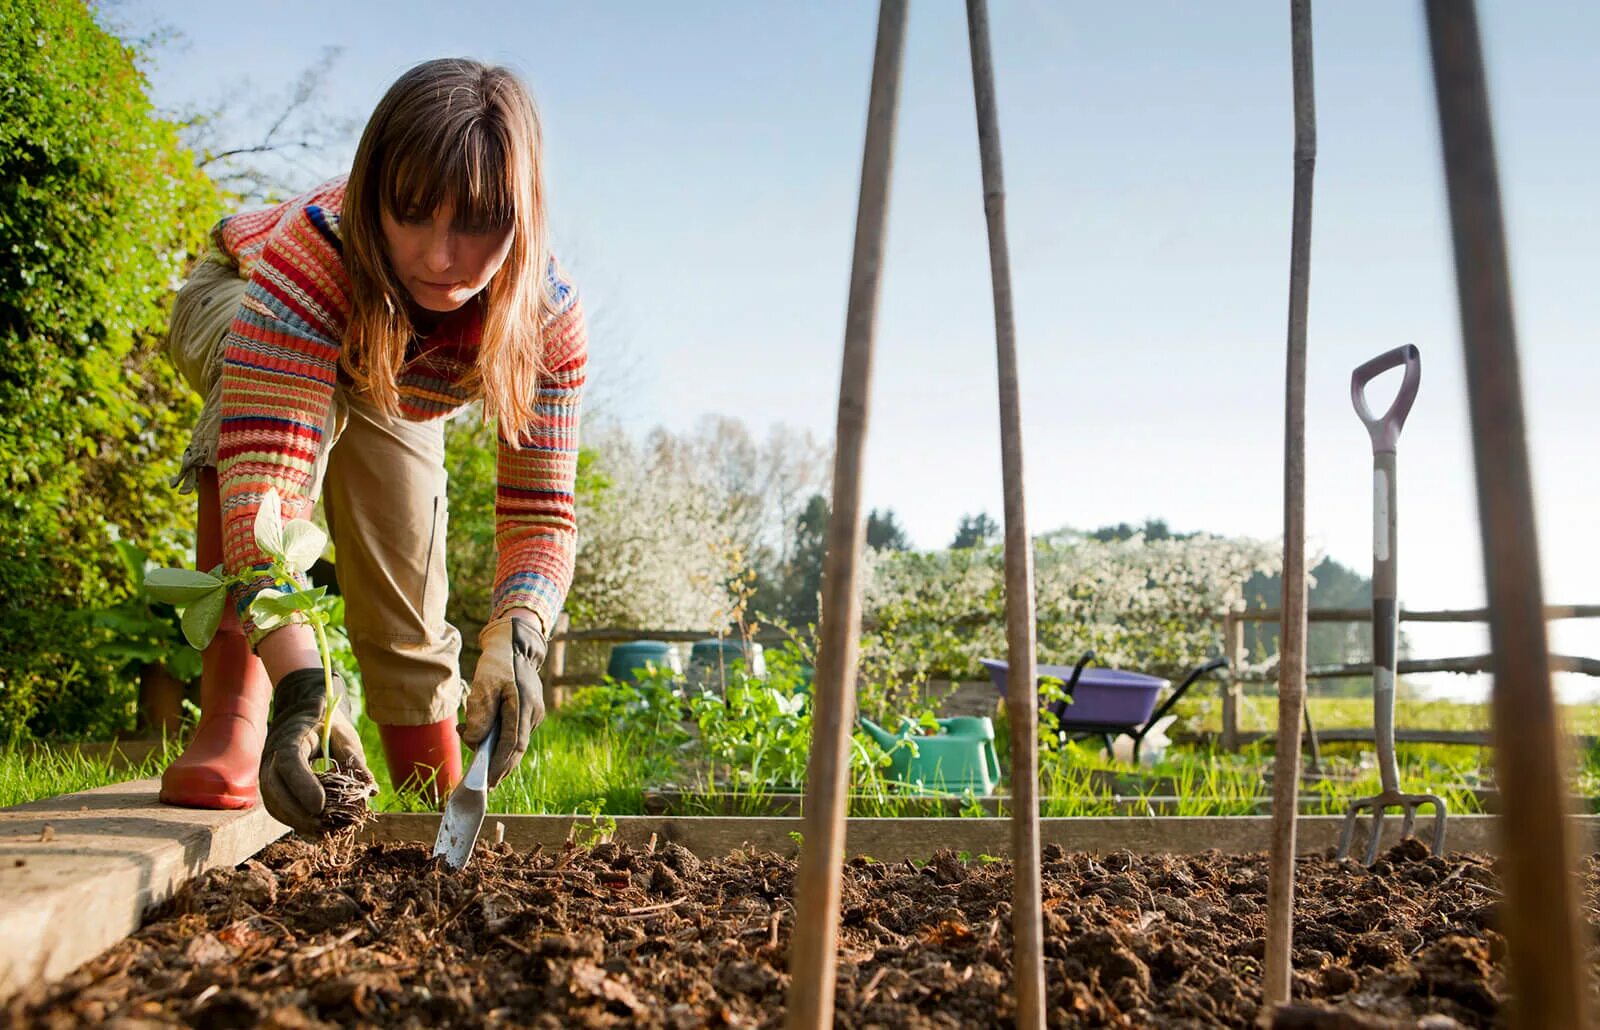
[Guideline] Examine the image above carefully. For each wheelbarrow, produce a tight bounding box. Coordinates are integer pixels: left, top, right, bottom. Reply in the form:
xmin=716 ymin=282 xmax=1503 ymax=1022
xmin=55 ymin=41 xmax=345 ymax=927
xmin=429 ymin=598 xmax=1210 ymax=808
xmin=980 ymin=653 xmax=1228 ymax=764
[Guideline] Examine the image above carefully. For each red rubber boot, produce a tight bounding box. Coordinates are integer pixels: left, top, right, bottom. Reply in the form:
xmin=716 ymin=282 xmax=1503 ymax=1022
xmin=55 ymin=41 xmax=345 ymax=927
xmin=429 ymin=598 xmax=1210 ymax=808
xmin=378 ymin=721 xmax=463 ymax=804
xmin=159 ymin=468 xmax=273 ymax=809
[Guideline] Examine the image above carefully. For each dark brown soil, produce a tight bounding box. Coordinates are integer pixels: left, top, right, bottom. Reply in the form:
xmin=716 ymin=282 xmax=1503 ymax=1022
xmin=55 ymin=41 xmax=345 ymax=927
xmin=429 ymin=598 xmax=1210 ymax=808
xmin=9 ymin=837 xmax=1593 ymax=1028
xmin=315 ymin=769 xmax=375 ymax=834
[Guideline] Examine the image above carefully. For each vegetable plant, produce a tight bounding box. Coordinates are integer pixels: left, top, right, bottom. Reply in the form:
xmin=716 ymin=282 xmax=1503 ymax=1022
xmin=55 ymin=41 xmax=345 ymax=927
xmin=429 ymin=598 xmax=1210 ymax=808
xmin=143 ymin=489 xmax=371 ymax=828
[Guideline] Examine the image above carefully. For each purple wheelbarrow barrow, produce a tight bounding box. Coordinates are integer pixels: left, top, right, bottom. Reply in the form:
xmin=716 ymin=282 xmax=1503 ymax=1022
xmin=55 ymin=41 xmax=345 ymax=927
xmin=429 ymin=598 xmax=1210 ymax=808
xmin=979 ymin=652 xmax=1228 ymax=763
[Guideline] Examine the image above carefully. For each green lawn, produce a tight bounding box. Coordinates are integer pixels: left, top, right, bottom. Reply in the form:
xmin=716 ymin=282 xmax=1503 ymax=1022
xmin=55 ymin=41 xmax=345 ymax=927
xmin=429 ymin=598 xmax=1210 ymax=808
xmin=5 ymin=695 xmax=1594 ymax=817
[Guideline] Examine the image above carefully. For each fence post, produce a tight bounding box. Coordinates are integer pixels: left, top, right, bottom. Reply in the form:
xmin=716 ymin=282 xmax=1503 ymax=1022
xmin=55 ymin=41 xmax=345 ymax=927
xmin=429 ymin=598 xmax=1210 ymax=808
xmin=1221 ymin=611 xmax=1244 ymax=752
xmin=545 ymin=611 xmax=569 ymax=712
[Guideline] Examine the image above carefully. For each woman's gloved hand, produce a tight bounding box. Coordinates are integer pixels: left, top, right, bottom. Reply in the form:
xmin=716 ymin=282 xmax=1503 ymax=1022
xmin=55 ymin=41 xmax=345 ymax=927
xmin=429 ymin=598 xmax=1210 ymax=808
xmin=260 ymin=668 xmax=374 ymax=836
xmin=463 ymin=615 xmax=547 ymax=787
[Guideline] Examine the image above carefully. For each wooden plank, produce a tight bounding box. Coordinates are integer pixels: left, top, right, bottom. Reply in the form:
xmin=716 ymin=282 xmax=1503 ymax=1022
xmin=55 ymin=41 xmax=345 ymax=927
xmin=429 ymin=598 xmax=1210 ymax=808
xmin=1221 ymin=613 xmax=1244 ymax=752
xmin=641 ymin=789 xmax=1573 ymax=819
xmin=1206 ymin=727 xmax=1599 ymax=750
xmin=543 ymin=612 xmax=569 ymax=712
xmin=552 ymin=627 xmax=796 ymax=646
xmin=1233 ymin=653 xmax=1600 ymax=682
xmin=1232 ymin=604 xmax=1600 ymax=624
xmin=0 ymin=779 xmax=288 ymax=1004
xmin=361 ymin=812 xmax=1600 ymax=860
xmin=549 ymin=604 xmax=1600 ymax=641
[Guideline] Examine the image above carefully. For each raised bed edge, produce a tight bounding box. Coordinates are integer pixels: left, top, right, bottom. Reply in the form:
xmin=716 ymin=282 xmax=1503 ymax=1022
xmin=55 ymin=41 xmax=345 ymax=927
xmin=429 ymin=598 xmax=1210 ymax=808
xmin=360 ymin=812 xmax=1600 ymax=861
xmin=0 ymin=779 xmax=287 ymax=1003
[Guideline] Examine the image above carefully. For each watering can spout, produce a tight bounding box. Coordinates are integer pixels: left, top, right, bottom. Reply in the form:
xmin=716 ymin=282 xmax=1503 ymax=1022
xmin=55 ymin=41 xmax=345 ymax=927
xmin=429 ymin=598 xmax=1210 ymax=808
xmin=855 ymin=716 xmax=897 ymax=750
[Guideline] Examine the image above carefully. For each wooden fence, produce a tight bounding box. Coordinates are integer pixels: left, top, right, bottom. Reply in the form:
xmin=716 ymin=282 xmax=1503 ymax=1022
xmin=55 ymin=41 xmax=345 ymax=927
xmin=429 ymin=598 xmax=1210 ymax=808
xmin=543 ymin=604 xmax=1600 ymax=751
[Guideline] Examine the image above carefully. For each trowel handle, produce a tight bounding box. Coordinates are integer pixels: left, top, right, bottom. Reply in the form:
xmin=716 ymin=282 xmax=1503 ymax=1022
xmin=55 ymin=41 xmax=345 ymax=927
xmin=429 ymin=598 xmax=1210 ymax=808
xmin=463 ymin=714 xmax=500 ymax=792
xmin=1351 ymin=345 xmax=1421 ymax=455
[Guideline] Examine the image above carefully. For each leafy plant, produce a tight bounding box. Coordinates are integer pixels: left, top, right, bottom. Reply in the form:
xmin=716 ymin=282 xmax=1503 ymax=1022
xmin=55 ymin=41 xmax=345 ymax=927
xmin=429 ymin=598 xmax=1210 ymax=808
xmin=569 ymin=798 xmax=617 ymax=847
xmin=145 ymin=489 xmax=344 ymax=766
xmin=83 ymin=540 xmax=202 ymax=684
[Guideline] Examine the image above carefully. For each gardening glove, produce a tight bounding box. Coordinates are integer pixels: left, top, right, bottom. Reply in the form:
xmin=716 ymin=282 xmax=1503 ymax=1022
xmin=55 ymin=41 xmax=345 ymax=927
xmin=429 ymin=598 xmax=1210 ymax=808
xmin=463 ymin=615 xmax=547 ymax=788
xmin=261 ymin=668 xmax=373 ymax=837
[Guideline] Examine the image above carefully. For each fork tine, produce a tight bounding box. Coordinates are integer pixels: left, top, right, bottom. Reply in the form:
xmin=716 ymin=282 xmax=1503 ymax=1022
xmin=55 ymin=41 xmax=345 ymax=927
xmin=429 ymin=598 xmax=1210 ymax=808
xmin=1364 ymin=809 xmax=1385 ymax=866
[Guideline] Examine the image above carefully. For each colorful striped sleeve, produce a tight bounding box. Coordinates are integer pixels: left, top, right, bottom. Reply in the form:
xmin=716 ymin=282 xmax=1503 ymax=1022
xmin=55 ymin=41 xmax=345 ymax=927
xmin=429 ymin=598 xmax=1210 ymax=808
xmin=215 ymin=204 xmax=351 ymax=646
xmin=489 ymin=260 xmax=587 ymax=636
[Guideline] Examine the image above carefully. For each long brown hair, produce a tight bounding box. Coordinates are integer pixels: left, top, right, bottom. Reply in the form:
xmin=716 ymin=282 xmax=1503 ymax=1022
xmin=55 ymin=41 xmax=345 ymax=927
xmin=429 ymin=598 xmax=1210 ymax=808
xmin=343 ymin=58 xmax=553 ymax=441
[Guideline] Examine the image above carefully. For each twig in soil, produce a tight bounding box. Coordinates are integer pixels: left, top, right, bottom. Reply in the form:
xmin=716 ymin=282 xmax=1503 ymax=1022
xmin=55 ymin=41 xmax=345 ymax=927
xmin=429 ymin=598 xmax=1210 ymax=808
xmin=860 ymin=966 xmax=889 ymax=1007
xmin=432 ymin=890 xmax=481 ymax=937
xmin=495 ymin=934 xmax=531 ymax=956
xmin=618 ymin=897 xmax=691 ymax=918
xmin=768 ymin=911 xmax=780 ymax=950
xmin=249 ymin=911 xmax=297 ymax=944
xmin=299 ymin=927 xmax=362 ymax=959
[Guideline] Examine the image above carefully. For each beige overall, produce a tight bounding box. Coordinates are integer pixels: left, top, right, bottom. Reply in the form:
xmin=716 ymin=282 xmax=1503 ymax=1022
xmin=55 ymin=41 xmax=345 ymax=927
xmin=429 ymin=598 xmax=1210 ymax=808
xmin=164 ymin=250 xmax=464 ymax=726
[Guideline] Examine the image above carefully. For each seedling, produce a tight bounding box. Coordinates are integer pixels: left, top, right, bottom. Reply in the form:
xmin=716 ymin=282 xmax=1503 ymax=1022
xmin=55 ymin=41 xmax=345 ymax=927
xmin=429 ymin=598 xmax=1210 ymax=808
xmin=144 ymin=488 xmax=371 ymax=830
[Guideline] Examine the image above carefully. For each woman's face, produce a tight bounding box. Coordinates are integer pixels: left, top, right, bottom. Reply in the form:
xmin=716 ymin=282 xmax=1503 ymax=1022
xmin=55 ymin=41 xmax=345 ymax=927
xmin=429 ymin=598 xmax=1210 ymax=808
xmin=380 ymin=200 xmax=515 ymax=313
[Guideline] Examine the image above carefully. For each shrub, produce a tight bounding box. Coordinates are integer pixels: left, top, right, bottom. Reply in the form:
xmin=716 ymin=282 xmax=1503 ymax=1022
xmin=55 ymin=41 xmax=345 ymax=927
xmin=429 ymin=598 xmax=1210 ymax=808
xmin=0 ymin=0 xmax=222 ymax=740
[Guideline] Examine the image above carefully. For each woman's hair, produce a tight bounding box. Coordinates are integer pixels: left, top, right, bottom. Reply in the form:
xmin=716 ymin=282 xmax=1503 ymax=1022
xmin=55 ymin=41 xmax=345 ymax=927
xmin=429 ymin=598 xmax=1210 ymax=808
xmin=343 ymin=58 xmax=552 ymax=441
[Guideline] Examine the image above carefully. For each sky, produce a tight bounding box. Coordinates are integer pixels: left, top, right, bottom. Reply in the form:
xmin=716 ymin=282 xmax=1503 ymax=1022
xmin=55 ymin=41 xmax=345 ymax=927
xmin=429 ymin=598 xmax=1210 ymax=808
xmin=113 ymin=1 xmax=1598 ymax=701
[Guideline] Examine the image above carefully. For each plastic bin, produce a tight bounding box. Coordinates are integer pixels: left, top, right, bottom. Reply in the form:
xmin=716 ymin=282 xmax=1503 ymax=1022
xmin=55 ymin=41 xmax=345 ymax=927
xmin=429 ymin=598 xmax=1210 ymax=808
xmin=606 ymin=641 xmax=681 ymax=685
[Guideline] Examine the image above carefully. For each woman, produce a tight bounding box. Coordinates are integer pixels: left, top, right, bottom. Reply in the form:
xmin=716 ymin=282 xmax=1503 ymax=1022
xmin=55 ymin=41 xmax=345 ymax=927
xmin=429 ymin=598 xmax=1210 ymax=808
xmin=159 ymin=58 xmax=586 ymax=835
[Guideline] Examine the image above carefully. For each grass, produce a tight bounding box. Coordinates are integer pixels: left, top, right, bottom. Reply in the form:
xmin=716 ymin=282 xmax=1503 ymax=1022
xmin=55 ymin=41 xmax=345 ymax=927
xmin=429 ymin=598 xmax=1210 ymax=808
xmin=8 ymin=692 xmax=1599 ymax=820
xmin=361 ymin=708 xmax=671 ymax=816
xmin=2 ymin=708 xmax=665 ymax=816
xmin=0 ymin=737 xmax=184 ymax=809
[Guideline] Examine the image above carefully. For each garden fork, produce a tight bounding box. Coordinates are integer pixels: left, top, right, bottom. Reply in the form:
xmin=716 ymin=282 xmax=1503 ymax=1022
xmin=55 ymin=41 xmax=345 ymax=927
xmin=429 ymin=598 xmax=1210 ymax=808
xmin=1336 ymin=345 xmax=1447 ymax=864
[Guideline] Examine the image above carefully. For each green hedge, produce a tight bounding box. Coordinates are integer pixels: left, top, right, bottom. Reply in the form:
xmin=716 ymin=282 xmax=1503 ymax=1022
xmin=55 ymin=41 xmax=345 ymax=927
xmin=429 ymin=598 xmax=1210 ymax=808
xmin=0 ymin=0 xmax=222 ymax=740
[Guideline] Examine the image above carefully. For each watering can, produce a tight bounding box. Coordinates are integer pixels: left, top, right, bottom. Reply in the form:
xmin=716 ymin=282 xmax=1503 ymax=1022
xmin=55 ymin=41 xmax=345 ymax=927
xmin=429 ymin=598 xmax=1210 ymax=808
xmin=857 ymin=715 xmax=1001 ymax=795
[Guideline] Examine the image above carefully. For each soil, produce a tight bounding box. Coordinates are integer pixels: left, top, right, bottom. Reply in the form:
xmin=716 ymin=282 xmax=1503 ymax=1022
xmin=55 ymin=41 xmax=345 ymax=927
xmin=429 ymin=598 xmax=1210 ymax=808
xmin=315 ymin=769 xmax=375 ymax=834
xmin=9 ymin=837 xmax=1596 ymax=1029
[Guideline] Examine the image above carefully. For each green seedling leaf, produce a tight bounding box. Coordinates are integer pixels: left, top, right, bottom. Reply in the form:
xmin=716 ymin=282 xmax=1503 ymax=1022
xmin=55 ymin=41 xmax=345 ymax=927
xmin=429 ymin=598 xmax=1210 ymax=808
xmin=254 ymin=488 xmax=286 ymax=561
xmin=279 ymin=519 xmax=327 ymax=575
xmin=145 ymin=567 xmax=226 ymax=605
xmin=180 ymin=587 xmax=228 ymax=649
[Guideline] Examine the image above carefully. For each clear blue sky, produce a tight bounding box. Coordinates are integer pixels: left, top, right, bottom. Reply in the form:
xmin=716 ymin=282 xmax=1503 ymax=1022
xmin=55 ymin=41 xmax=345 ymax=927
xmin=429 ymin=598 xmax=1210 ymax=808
xmin=117 ymin=1 xmax=1599 ymax=700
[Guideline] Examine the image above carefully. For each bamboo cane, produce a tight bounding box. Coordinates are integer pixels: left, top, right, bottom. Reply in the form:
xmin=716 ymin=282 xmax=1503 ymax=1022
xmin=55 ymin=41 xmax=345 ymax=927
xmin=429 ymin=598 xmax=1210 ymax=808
xmin=1422 ymin=3 xmax=1589 ymax=1026
xmin=963 ymin=2 xmax=1044 ymax=1026
xmin=784 ymin=3 xmax=907 ymax=1028
xmin=1264 ymin=0 xmax=1316 ymax=1010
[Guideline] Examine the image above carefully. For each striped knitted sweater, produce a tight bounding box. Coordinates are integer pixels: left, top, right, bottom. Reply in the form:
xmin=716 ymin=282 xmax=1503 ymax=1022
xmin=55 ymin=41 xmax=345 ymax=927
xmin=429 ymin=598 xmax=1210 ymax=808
xmin=212 ymin=176 xmax=586 ymax=645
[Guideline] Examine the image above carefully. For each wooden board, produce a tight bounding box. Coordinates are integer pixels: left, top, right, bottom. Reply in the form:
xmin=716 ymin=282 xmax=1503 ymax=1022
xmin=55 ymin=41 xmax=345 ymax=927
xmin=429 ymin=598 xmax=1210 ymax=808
xmin=0 ymin=779 xmax=288 ymax=1003
xmin=362 ymin=812 xmax=1600 ymax=861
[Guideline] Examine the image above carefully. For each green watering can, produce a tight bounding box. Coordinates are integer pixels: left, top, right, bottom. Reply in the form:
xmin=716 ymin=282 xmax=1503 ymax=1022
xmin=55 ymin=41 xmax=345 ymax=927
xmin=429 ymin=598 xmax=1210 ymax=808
xmin=856 ymin=715 xmax=1001 ymax=795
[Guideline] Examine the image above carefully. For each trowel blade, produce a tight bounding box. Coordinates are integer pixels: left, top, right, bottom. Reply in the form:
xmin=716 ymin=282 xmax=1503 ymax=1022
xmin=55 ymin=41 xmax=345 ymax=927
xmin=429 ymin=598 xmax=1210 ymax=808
xmin=432 ymin=720 xmax=498 ymax=870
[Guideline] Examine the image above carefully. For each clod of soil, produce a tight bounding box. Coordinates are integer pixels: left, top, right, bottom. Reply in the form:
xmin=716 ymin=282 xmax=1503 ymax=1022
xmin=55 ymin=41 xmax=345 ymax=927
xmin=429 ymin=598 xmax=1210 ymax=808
xmin=316 ymin=767 xmax=377 ymax=833
xmin=10 ymin=837 xmax=1599 ymax=1028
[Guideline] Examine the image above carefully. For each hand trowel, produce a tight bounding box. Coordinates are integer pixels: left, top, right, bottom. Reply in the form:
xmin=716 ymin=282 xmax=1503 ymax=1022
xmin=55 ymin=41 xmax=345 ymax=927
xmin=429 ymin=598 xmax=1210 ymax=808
xmin=432 ymin=714 xmax=499 ymax=869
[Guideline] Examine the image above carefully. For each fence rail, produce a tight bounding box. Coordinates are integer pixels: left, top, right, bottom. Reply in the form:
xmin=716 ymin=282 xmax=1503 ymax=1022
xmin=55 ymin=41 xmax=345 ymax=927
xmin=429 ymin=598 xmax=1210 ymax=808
xmin=545 ymin=603 xmax=1598 ymax=752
